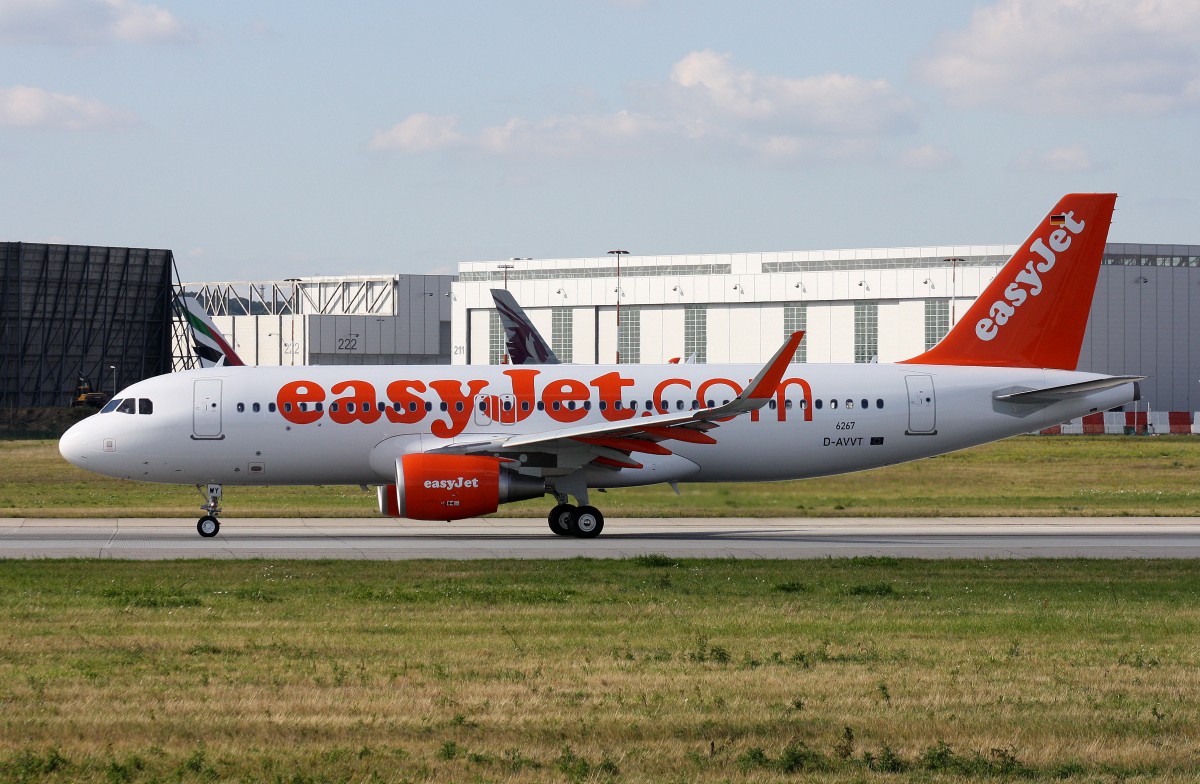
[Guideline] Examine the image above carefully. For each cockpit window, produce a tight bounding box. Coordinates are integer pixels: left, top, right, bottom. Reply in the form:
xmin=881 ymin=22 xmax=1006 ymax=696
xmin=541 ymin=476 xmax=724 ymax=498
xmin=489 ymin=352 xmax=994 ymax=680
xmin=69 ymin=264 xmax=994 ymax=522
xmin=116 ymin=398 xmax=136 ymax=414
xmin=100 ymin=398 xmax=121 ymax=414
xmin=139 ymin=399 xmax=153 ymax=415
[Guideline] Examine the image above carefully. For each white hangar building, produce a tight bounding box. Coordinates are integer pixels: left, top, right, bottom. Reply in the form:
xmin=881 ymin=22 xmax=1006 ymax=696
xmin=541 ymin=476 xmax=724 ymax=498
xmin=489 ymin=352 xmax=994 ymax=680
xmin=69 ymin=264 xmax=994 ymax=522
xmin=452 ymin=242 xmax=1200 ymax=414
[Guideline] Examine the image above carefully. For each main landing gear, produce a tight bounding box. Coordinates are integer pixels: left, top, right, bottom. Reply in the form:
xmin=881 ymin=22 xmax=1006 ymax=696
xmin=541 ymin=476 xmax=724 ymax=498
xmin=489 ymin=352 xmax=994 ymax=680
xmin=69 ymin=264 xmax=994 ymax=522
xmin=547 ymin=502 xmax=604 ymax=538
xmin=195 ymin=483 xmax=223 ymax=538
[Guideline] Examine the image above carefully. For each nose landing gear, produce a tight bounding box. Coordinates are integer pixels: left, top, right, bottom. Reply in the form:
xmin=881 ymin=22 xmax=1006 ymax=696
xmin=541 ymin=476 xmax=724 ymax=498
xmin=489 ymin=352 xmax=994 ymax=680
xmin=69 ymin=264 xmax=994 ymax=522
xmin=195 ymin=483 xmax=223 ymax=538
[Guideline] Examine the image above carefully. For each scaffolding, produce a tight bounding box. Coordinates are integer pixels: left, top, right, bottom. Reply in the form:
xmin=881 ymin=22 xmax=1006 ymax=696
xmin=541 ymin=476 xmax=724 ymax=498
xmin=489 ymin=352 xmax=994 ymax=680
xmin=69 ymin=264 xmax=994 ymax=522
xmin=1 ymin=243 xmax=173 ymax=408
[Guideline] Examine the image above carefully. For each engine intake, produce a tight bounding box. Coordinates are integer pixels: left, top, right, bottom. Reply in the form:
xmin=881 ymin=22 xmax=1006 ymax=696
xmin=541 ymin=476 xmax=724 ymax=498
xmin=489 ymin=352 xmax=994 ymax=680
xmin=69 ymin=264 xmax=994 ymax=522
xmin=377 ymin=453 xmax=544 ymax=521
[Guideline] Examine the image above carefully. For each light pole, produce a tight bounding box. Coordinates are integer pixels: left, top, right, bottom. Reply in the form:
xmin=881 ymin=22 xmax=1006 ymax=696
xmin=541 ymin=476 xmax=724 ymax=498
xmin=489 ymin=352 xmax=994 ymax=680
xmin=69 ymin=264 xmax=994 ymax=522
xmin=284 ymin=278 xmax=301 ymax=365
xmin=499 ymin=263 xmax=515 ymax=290
xmin=109 ymin=365 xmax=117 ymax=397
xmin=608 ymin=249 xmax=628 ymax=363
xmin=943 ymin=258 xmax=963 ymax=325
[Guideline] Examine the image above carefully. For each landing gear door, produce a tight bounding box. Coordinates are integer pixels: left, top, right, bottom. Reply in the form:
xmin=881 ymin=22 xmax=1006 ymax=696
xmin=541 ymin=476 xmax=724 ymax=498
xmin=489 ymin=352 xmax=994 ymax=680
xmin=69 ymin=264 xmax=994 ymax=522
xmin=905 ymin=374 xmax=936 ymax=435
xmin=193 ymin=379 xmax=224 ymax=439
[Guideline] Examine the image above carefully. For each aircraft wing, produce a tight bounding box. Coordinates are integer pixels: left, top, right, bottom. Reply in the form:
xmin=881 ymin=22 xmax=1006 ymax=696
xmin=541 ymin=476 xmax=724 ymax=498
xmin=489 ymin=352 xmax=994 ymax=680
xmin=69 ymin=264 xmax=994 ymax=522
xmin=428 ymin=331 xmax=804 ymax=471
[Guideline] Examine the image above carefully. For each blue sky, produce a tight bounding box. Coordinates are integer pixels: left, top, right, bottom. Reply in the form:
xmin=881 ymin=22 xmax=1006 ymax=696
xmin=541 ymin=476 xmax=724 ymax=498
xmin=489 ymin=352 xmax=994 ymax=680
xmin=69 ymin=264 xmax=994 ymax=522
xmin=2 ymin=0 xmax=1198 ymax=282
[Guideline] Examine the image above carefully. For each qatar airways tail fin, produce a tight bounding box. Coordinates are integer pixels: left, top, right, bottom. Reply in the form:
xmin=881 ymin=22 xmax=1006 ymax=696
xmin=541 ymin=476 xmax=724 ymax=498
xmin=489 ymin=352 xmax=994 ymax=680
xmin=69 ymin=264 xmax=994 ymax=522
xmin=177 ymin=293 xmax=245 ymax=368
xmin=904 ymin=192 xmax=1116 ymax=370
xmin=491 ymin=288 xmax=561 ymax=364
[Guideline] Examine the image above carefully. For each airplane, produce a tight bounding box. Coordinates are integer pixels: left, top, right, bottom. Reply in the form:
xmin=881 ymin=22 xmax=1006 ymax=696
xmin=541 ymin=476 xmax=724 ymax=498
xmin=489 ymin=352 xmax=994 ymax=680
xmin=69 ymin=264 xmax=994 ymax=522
xmin=491 ymin=288 xmax=561 ymax=364
xmin=177 ymin=293 xmax=246 ymax=368
xmin=60 ymin=193 xmax=1141 ymax=539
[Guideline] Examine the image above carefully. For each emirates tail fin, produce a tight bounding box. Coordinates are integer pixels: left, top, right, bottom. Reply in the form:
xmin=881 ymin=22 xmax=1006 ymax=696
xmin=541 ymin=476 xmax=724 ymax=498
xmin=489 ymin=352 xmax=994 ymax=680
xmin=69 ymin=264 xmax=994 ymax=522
xmin=903 ymin=193 xmax=1116 ymax=370
xmin=177 ymin=293 xmax=245 ymax=368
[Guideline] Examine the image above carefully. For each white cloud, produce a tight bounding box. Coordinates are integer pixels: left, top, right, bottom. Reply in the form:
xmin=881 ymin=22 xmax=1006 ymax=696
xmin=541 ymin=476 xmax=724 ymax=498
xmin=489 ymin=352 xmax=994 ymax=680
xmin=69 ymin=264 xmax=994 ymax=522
xmin=0 ymin=0 xmax=194 ymax=45
xmin=895 ymin=144 xmax=958 ymax=170
xmin=368 ymin=114 xmax=466 ymax=152
xmin=916 ymin=0 xmax=1200 ymax=114
xmin=668 ymin=50 xmax=917 ymax=136
xmin=1012 ymin=144 xmax=1095 ymax=172
xmin=371 ymin=51 xmax=918 ymax=161
xmin=0 ymin=85 xmax=134 ymax=129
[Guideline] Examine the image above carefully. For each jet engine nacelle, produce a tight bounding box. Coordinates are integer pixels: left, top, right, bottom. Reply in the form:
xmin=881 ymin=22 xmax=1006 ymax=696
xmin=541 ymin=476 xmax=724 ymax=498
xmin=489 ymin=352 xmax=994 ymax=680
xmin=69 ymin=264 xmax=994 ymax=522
xmin=377 ymin=454 xmax=545 ymax=521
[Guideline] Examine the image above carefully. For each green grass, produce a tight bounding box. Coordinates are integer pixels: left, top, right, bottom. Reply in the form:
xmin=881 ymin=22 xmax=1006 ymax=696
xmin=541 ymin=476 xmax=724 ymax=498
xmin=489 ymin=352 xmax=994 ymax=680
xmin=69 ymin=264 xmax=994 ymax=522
xmin=2 ymin=558 xmax=1199 ymax=782
xmin=6 ymin=434 xmax=1200 ymax=517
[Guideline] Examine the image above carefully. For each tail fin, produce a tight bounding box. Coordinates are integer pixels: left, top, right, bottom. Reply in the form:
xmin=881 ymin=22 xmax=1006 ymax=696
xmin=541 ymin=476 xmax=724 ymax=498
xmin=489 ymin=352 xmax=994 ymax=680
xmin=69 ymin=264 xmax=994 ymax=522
xmin=491 ymin=288 xmax=561 ymax=364
xmin=177 ymin=293 xmax=246 ymax=368
xmin=903 ymin=192 xmax=1116 ymax=369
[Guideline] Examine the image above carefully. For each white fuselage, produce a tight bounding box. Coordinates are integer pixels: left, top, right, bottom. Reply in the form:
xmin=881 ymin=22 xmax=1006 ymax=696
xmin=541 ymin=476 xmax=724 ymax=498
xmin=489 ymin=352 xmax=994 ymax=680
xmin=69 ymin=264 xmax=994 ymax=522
xmin=59 ymin=361 xmax=1135 ymax=488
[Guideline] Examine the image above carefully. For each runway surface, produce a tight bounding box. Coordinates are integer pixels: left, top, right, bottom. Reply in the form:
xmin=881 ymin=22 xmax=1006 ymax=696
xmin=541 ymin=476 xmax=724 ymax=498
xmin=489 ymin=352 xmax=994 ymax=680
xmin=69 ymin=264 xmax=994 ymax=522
xmin=3 ymin=517 xmax=1200 ymax=559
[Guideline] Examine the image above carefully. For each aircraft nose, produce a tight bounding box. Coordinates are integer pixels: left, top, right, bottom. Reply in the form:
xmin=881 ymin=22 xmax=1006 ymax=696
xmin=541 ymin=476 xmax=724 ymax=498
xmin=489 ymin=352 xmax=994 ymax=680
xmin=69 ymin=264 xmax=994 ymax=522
xmin=59 ymin=420 xmax=93 ymax=469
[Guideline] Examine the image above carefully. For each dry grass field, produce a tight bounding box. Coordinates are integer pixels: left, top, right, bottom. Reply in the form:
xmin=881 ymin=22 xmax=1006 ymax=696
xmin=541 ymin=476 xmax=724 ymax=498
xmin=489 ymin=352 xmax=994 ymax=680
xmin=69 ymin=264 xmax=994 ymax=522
xmin=4 ymin=434 xmax=1200 ymax=519
xmin=2 ymin=558 xmax=1199 ymax=782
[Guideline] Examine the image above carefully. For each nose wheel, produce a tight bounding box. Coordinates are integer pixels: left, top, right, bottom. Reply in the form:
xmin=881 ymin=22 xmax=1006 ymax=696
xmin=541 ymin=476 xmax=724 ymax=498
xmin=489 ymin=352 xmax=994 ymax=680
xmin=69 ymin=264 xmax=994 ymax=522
xmin=194 ymin=483 xmax=223 ymax=538
xmin=197 ymin=515 xmax=220 ymax=537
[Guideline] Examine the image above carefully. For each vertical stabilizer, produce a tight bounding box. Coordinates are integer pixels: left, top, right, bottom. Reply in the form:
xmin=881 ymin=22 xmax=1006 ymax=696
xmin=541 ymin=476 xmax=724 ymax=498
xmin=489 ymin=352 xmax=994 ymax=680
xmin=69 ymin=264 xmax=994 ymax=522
xmin=177 ymin=294 xmax=246 ymax=368
xmin=491 ymin=288 xmax=561 ymax=364
xmin=903 ymin=193 xmax=1116 ymax=370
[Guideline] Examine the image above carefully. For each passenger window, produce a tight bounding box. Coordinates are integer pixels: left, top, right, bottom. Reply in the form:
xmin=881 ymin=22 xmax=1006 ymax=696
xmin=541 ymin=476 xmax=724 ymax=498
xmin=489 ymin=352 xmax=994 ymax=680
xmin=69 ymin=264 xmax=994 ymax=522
xmin=876 ymin=399 xmax=884 ymax=409
xmin=552 ymin=401 xmax=561 ymax=411
xmin=599 ymin=401 xmax=607 ymax=411
xmin=815 ymin=399 xmax=823 ymax=410
xmin=676 ymin=400 xmax=685 ymax=411
xmin=426 ymin=402 xmax=433 ymax=412
xmin=785 ymin=400 xmax=793 ymax=410
xmin=253 ymin=403 xmax=261 ymax=413
xmin=846 ymin=400 xmax=854 ymax=410
xmin=269 ymin=402 xmax=277 ymax=413
xmin=315 ymin=402 xmax=323 ymax=412
xmin=479 ymin=401 xmax=487 ymax=411
xmin=455 ymin=401 xmax=463 ymax=412
xmin=236 ymin=402 xmax=245 ymax=413
xmin=830 ymin=399 xmax=839 ymax=410
xmin=800 ymin=399 xmax=808 ymax=410
xmin=100 ymin=398 xmax=121 ymax=413
xmin=567 ymin=401 xmax=576 ymax=410
xmin=300 ymin=402 xmax=309 ymax=412
xmin=284 ymin=403 xmax=292 ymax=413
xmin=861 ymin=399 xmax=869 ymax=410
xmin=117 ymin=398 xmax=136 ymax=414
xmin=439 ymin=402 xmax=447 ymax=412
xmin=769 ymin=400 xmax=777 ymax=410
xmin=537 ymin=401 xmax=545 ymax=411
xmin=521 ymin=401 xmax=529 ymax=411
xmin=347 ymin=402 xmax=356 ymax=413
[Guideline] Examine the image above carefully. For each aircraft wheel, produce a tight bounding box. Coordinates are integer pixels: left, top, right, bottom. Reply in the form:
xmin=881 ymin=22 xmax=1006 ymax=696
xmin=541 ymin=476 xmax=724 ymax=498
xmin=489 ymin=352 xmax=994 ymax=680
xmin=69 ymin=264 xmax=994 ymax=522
xmin=548 ymin=504 xmax=574 ymax=536
xmin=570 ymin=506 xmax=604 ymax=538
xmin=197 ymin=515 xmax=220 ymax=538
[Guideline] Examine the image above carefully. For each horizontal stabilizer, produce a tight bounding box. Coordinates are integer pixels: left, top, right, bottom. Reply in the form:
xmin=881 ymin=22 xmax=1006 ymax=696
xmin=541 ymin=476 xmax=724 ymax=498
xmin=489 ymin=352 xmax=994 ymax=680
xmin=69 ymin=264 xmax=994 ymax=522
xmin=993 ymin=375 xmax=1144 ymax=405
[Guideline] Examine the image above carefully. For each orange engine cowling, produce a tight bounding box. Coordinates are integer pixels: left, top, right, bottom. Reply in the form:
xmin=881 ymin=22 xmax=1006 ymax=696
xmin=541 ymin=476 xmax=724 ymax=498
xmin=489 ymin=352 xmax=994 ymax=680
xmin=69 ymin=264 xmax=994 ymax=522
xmin=377 ymin=454 xmax=545 ymax=521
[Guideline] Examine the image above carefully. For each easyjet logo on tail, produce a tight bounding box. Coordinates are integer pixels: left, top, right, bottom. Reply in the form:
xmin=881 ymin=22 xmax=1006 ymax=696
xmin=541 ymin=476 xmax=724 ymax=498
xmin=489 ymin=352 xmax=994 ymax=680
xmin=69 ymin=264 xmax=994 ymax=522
xmin=975 ymin=211 xmax=1086 ymax=342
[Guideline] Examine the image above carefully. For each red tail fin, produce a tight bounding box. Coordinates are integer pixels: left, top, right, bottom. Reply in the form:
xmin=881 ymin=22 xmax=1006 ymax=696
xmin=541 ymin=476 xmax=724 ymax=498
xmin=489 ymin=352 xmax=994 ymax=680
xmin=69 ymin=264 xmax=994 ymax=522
xmin=903 ymin=193 xmax=1116 ymax=370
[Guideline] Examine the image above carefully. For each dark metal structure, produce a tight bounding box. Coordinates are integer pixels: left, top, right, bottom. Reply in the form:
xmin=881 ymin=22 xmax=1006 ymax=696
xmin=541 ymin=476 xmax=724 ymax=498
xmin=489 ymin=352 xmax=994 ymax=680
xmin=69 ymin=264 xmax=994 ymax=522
xmin=1 ymin=243 xmax=174 ymax=408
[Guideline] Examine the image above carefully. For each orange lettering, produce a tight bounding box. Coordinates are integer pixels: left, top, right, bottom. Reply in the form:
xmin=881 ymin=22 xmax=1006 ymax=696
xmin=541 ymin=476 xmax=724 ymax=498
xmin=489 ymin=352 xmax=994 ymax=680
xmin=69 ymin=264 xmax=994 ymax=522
xmin=544 ymin=378 xmax=589 ymax=423
xmin=385 ymin=379 xmax=428 ymax=424
xmin=429 ymin=379 xmax=488 ymax=438
xmin=591 ymin=371 xmax=635 ymax=421
xmin=329 ymin=380 xmax=382 ymax=425
xmin=652 ymin=377 xmax=691 ymax=414
xmin=277 ymin=381 xmax=325 ymax=425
